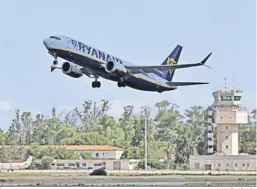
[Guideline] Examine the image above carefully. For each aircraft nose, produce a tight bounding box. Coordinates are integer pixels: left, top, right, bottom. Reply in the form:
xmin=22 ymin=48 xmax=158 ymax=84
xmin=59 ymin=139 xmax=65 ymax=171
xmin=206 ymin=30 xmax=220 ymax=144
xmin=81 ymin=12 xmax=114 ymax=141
xmin=43 ymin=38 xmax=50 ymax=48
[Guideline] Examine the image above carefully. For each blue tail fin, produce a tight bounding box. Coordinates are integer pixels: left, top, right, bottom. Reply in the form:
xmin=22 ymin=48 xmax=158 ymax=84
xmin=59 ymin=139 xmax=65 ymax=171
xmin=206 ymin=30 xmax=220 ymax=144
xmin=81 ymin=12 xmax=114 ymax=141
xmin=161 ymin=45 xmax=183 ymax=81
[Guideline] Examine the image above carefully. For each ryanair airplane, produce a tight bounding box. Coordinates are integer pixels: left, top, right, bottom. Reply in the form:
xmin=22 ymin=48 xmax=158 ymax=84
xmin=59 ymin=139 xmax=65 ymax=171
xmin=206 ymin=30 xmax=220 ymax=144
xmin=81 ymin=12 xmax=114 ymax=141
xmin=43 ymin=35 xmax=211 ymax=93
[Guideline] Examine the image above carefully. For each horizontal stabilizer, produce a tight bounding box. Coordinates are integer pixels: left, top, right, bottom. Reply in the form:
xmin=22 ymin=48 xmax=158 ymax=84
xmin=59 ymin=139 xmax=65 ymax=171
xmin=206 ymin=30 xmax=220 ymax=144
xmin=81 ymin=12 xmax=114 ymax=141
xmin=166 ymin=81 xmax=209 ymax=86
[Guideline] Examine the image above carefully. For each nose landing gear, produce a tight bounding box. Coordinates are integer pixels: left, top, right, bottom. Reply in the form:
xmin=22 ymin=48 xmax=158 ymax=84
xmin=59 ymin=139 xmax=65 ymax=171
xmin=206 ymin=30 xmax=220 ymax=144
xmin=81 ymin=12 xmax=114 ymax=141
xmin=50 ymin=52 xmax=59 ymax=72
xmin=53 ymin=60 xmax=58 ymax=65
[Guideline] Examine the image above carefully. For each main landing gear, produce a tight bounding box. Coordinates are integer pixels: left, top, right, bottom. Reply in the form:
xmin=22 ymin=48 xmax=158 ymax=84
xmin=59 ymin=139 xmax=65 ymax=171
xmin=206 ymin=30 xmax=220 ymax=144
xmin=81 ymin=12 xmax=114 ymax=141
xmin=117 ymin=79 xmax=126 ymax=87
xmin=92 ymin=76 xmax=101 ymax=88
xmin=92 ymin=80 xmax=101 ymax=88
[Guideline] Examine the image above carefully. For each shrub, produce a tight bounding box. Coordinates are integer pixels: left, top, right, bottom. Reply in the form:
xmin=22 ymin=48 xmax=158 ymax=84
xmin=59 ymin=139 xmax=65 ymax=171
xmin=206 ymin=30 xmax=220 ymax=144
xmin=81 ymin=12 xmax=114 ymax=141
xmin=41 ymin=156 xmax=54 ymax=169
xmin=137 ymin=159 xmax=166 ymax=169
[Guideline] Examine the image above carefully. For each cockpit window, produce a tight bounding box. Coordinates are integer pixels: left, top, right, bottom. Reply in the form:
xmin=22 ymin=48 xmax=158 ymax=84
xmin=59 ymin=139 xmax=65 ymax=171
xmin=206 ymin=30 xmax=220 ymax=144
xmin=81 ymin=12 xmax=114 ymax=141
xmin=50 ymin=36 xmax=61 ymax=40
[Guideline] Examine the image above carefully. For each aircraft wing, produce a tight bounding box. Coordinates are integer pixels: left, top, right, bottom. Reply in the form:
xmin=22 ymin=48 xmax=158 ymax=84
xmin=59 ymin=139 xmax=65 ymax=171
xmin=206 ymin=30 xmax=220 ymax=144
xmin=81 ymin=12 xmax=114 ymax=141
xmin=166 ymin=81 xmax=209 ymax=86
xmin=126 ymin=53 xmax=212 ymax=73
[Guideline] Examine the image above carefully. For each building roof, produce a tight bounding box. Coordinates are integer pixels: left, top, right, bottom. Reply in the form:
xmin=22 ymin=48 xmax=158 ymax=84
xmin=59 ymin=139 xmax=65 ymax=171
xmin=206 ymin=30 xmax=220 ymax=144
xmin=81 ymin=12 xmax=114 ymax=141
xmin=58 ymin=145 xmax=123 ymax=151
xmin=0 ymin=145 xmax=123 ymax=151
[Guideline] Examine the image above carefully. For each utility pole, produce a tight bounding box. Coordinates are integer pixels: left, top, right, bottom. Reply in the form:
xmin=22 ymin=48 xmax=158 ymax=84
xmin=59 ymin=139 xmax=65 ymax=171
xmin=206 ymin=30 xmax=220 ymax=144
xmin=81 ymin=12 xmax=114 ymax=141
xmin=144 ymin=107 xmax=148 ymax=170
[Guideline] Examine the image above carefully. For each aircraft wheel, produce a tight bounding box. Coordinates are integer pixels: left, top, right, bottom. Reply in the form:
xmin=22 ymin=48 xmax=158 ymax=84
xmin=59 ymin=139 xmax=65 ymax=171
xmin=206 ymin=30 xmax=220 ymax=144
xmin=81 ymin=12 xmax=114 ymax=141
xmin=92 ymin=81 xmax=96 ymax=88
xmin=53 ymin=60 xmax=58 ymax=65
xmin=117 ymin=82 xmax=122 ymax=87
xmin=96 ymin=81 xmax=101 ymax=88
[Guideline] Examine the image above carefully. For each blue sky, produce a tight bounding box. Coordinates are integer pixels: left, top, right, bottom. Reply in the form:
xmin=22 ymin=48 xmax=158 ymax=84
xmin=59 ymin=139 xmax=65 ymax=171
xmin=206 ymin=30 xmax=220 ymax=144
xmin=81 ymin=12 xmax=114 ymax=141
xmin=0 ymin=0 xmax=256 ymax=130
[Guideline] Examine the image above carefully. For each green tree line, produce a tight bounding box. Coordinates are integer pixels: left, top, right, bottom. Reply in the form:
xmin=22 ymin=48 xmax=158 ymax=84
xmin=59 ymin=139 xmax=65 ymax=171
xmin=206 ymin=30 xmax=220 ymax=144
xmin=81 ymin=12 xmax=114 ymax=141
xmin=0 ymin=100 xmax=256 ymax=165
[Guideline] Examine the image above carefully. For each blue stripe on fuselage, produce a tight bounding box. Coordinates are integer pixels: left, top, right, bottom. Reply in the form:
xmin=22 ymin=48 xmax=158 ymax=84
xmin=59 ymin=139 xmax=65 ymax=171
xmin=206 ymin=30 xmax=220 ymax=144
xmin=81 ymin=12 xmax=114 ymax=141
xmin=49 ymin=48 xmax=176 ymax=92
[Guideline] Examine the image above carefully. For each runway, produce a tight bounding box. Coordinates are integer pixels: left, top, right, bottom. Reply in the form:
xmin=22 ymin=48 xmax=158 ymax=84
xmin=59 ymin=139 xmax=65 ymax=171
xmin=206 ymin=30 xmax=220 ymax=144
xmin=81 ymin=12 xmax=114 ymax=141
xmin=0 ymin=175 xmax=255 ymax=187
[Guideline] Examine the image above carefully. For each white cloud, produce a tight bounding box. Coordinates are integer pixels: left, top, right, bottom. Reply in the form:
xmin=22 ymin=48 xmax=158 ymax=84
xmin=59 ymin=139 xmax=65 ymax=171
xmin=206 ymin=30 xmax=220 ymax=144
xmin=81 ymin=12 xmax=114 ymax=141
xmin=0 ymin=100 xmax=12 ymax=111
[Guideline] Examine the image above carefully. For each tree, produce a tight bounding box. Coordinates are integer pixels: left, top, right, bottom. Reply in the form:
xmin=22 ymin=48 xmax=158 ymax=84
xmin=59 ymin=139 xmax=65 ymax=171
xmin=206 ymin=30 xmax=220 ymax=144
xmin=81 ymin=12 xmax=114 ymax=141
xmin=184 ymin=106 xmax=205 ymax=155
xmin=0 ymin=129 xmax=6 ymax=145
xmin=2 ymin=99 xmax=255 ymax=165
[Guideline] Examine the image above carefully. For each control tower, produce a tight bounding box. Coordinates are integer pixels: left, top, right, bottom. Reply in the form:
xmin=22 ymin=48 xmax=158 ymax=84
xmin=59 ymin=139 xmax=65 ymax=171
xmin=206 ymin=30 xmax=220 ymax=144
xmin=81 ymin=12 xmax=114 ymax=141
xmin=190 ymin=88 xmax=255 ymax=171
xmin=212 ymin=89 xmax=248 ymax=155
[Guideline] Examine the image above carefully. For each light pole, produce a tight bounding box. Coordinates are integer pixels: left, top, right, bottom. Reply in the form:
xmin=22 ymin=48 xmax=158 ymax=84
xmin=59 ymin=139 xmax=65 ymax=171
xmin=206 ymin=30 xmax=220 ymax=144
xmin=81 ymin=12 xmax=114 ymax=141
xmin=144 ymin=107 xmax=148 ymax=170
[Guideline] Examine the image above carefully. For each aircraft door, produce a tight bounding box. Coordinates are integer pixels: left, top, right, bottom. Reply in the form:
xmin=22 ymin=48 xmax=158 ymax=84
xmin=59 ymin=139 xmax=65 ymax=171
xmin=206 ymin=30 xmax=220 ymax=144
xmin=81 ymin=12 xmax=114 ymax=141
xmin=67 ymin=38 xmax=78 ymax=51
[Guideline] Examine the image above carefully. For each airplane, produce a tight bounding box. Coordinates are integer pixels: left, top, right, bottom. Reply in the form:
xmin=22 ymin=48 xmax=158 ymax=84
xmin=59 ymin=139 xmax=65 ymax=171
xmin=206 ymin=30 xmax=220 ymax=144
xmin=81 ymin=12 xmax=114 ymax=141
xmin=0 ymin=156 xmax=33 ymax=171
xmin=43 ymin=35 xmax=212 ymax=93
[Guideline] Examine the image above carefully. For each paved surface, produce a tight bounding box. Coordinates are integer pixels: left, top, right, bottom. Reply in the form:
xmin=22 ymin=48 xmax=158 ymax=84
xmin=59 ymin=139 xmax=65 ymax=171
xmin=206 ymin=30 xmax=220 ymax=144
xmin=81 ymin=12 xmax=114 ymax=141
xmin=0 ymin=175 xmax=255 ymax=187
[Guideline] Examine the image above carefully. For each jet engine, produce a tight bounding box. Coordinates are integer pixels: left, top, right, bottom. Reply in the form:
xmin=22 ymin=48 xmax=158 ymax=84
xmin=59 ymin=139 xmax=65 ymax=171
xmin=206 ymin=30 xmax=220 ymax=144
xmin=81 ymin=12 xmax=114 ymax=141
xmin=105 ymin=61 xmax=127 ymax=76
xmin=61 ymin=62 xmax=83 ymax=78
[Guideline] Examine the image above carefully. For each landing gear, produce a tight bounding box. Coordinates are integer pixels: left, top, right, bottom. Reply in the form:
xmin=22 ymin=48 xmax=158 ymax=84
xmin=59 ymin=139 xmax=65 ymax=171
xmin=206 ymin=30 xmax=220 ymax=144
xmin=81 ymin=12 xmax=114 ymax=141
xmin=50 ymin=52 xmax=59 ymax=72
xmin=117 ymin=81 xmax=126 ymax=87
xmin=51 ymin=59 xmax=59 ymax=72
xmin=117 ymin=77 xmax=127 ymax=87
xmin=92 ymin=81 xmax=101 ymax=88
xmin=53 ymin=52 xmax=58 ymax=65
xmin=92 ymin=75 xmax=101 ymax=88
xmin=53 ymin=60 xmax=58 ymax=65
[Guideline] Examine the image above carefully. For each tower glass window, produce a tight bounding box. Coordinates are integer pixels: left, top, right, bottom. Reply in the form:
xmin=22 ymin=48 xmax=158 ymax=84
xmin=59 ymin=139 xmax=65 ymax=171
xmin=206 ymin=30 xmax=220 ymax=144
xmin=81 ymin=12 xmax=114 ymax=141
xmin=221 ymin=95 xmax=233 ymax=101
xmin=234 ymin=96 xmax=241 ymax=101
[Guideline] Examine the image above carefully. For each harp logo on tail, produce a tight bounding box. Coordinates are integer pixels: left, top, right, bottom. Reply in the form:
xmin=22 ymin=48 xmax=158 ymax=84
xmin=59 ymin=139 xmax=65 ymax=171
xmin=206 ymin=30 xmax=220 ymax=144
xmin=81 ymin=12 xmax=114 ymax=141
xmin=166 ymin=57 xmax=177 ymax=65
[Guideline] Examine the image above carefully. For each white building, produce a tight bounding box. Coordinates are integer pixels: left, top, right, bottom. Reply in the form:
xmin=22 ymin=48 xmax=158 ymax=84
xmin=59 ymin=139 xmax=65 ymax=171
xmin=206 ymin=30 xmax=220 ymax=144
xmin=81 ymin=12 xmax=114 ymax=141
xmin=50 ymin=159 xmax=139 ymax=170
xmin=190 ymin=154 xmax=256 ymax=171
xmin=61 ymin=145 xmax=124 ymax=159
xmin=35 ymin=145 xmax=124 ymax=160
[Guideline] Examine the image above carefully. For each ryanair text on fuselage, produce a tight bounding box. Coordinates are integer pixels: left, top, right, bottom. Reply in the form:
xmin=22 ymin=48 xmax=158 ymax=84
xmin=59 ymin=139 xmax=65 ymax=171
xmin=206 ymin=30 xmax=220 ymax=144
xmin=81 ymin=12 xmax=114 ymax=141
xmin=71 ymin=39 xmax=123 ymax=64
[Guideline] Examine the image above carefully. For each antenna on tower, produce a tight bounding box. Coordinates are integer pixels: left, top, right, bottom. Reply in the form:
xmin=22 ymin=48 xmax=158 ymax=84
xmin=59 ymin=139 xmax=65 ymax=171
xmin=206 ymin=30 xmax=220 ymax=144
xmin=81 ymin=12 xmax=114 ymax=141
xmin=224 ymin=77 xmax=227 ymax=90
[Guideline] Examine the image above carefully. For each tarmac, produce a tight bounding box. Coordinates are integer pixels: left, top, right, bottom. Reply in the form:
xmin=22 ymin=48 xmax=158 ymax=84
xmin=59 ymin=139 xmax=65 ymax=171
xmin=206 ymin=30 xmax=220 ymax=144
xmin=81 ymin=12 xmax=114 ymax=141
xmin=0 ymin=174 xmax=256 ymax=187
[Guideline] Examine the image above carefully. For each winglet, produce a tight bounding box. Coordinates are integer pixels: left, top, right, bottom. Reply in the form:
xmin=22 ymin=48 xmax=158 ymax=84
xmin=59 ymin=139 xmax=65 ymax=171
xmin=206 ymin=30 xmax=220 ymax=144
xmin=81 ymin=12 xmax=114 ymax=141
xmin=200 ymin=52 xmax=212 ymax=68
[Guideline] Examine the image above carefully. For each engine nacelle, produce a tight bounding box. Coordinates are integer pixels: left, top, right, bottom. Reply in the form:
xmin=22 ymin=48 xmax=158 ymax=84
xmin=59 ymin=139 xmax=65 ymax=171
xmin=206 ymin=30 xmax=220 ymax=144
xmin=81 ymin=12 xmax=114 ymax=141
xmin=61 ymin=62 xmax=83 ymax=78
xmin=105 ymin=61 xmax=127 ymax=76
